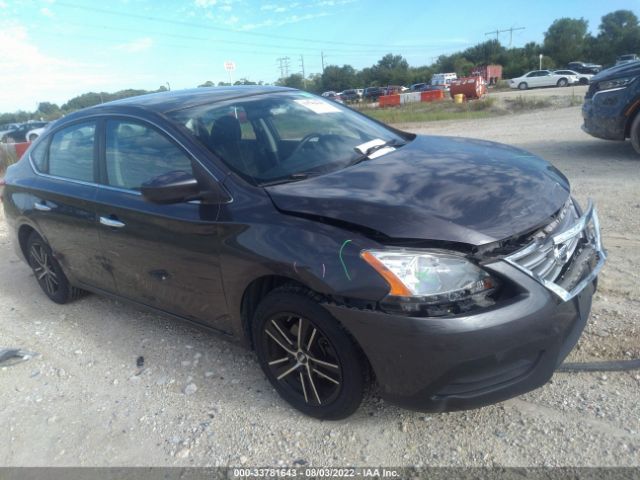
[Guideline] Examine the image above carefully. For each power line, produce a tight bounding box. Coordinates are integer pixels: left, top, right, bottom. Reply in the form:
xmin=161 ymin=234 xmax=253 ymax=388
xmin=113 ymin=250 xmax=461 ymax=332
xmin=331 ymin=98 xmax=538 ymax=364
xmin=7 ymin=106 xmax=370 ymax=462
xmin=55 ymin=1 xmax=458 ymax=50
xmin=484 ymin=27 xmax=526 ymax=47
xmin=55 ymin=20 xmax=442 ymax=55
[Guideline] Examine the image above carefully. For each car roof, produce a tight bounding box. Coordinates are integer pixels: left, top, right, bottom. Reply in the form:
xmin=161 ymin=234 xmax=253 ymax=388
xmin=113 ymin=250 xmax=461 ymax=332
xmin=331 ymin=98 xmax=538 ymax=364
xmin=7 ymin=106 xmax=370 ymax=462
xmin=64 ymin=86 xmax=295 ymax=118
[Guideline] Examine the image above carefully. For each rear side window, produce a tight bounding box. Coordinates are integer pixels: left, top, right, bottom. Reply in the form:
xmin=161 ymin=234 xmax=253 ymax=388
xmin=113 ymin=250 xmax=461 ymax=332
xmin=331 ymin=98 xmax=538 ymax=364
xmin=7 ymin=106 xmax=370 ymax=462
xmin=48 ymin=122 xmax=96 ymax=182
xmin=105 ymin=119 xmax=193 ymax=190
xmin=30 ymin=141 xmax=47 ymax=172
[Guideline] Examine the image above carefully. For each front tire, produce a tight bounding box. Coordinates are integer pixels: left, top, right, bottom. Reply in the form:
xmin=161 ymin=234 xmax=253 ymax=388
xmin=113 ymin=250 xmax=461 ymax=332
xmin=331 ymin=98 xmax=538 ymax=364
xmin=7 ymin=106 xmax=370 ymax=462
xmin=631 ymin=113 xmax=640 ymax=155
xmin=27 ymin=232 xmax=83 ymax=304
xmin=518 ymin=82 xmax=528 ymax=90
xmin=252 ymin=288 xmax=367 ymax=420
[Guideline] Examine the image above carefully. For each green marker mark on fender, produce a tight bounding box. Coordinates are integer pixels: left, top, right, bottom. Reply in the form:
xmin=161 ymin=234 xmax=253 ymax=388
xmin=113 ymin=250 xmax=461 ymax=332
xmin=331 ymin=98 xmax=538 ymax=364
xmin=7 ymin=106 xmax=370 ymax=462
xmin=339 ymin=239 xmax=352 ymax=281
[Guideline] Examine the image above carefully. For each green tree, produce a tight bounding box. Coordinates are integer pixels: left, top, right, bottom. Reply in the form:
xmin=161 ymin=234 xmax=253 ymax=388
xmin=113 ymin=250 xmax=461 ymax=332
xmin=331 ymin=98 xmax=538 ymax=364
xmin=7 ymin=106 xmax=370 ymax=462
xmin=320 ymin=65 xmax=357 ymax=92
xmin=371 ymin=54 xmax=410 ymax=85
xmin=595 ymin=10 xmax=640 ymax=64
xmin=543 ymin=18 xmax=589 ymax=66
xmin=277 ymin=73 xmax=306 ymax=90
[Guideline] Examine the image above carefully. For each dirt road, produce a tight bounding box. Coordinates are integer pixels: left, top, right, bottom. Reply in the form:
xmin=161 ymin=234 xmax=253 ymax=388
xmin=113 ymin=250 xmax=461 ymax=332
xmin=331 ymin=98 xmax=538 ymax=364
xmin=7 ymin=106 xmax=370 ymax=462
xmin=1 ymin=105 xmax=639 ymax=467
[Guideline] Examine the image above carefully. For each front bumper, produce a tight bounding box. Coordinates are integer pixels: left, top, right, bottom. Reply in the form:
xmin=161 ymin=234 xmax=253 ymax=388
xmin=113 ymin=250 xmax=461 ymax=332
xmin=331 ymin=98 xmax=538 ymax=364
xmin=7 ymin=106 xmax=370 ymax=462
xmin=325 ymin=266 xmax=596 ymax=412
xmin=325 ymin=202 xmax=604 ymax=412
xmin=581 ymin=93 xmax=628 ymax=140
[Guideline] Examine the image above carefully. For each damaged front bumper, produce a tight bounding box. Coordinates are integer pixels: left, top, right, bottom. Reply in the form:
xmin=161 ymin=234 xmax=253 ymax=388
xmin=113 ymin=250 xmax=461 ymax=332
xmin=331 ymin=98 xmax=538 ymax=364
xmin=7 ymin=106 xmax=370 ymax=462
xmin=323 ymin=200 xmax=605 ymax=412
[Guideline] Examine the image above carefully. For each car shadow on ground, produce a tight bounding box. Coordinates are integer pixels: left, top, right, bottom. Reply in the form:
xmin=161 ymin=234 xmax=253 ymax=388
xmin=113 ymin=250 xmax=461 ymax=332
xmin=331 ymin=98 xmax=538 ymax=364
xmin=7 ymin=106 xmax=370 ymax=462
xmin=519 ymin=138 xmax=638 ymax=165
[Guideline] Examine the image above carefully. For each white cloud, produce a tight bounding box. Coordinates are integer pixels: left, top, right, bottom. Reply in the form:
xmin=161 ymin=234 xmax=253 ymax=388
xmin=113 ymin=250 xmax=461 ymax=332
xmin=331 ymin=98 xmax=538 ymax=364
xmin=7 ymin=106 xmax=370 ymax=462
xmin=194 ymin=0 xmax=217 ymax=6
xmin=0 ymin=22 xmax=117 ymax=111
xmin=115 ymin=37 xmax=153 ymax=53
xmin=225 ymin=15 xmax=239 ymax=25
xmin=40 ymin=7 xmax=54 ymax=17
xmin=240 ymin=12 xmax=329 ymax=31
xmin=0 ymin=1 xmax=8 ymax=9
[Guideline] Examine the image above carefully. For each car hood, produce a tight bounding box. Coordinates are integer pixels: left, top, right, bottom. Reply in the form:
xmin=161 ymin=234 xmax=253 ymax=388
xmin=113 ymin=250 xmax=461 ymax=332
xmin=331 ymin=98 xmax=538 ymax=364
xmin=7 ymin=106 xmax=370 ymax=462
xmin=592 ymin=61 xmax=640 ymax=82
xmin=265 ymin=135 xmax=570 ymax=246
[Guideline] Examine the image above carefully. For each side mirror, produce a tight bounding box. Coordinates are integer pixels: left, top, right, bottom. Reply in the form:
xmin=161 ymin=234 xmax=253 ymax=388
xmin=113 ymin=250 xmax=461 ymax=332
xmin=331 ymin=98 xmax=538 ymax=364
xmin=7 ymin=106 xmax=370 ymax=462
xmin=141 ymin=170 xmax=231 ymax=205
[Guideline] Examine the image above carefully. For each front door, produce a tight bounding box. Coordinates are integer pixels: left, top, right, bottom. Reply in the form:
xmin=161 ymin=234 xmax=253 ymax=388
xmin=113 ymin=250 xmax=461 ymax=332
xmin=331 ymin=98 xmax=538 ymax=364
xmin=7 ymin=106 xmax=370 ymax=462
xmin=94 ymin=118 xmax=229 ymax=332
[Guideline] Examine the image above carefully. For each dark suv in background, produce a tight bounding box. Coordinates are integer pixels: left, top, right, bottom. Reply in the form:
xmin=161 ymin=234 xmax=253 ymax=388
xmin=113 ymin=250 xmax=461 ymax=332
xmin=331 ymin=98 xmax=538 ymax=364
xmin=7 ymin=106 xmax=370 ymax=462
xmin=567 ymin=62 xmax=602 ymax=75
xmin=363 ymin=86 xmax=385 ymax=101
xmin=582 ymin=61 xmax=640 ymax=153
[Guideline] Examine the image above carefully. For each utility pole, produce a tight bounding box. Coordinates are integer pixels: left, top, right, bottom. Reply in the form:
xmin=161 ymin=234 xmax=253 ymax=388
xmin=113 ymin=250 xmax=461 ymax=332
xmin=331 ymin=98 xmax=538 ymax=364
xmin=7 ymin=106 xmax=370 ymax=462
xmin=276 ymin=58 xmax=284 ymax=78
xmin=299 ymin=54 xmax=307 ymax=89
xmin=321 ymin=51 xmax=326 ymax=73
xmin=484 ymin=26 xmax=525 ymax=46
xmin=277 ymin=57 xmax=290 ymax=78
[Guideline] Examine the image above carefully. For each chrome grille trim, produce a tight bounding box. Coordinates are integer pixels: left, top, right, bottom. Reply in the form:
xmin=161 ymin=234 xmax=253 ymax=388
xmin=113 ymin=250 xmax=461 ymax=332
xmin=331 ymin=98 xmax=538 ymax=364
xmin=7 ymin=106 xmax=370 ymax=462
xmin=504 ymin=199 xmax=606 ymax=302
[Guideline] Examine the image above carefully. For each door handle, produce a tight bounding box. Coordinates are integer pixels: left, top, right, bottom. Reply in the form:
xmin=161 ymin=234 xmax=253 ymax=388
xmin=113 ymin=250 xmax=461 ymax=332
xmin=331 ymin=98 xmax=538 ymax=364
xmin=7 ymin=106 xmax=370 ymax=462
xmin=99 ymin=216 xmax=126 ymax=229
xmin=34 ymin=202 xmax=52 ymax=212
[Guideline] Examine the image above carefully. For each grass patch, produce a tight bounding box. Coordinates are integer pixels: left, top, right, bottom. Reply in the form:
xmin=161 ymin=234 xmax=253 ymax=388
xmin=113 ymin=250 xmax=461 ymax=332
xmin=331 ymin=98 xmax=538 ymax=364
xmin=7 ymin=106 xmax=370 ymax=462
xmin=356 ymin=97 xmax=501 ymax=124
xmin=503 ymin=96 xmax=553 ymax=111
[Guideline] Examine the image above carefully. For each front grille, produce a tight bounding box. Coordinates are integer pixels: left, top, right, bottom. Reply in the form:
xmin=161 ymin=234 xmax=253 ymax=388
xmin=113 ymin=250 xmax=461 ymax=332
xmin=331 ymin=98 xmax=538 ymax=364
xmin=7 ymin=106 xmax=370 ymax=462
xmin=504 ymin=198 xmax=606 ymax=301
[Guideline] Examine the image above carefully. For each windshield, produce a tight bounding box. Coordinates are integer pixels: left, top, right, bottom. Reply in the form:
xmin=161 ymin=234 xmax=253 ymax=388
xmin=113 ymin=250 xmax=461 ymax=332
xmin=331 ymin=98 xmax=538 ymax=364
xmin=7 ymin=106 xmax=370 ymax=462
xmin=168 ymin=91 xmax=408 ymax=185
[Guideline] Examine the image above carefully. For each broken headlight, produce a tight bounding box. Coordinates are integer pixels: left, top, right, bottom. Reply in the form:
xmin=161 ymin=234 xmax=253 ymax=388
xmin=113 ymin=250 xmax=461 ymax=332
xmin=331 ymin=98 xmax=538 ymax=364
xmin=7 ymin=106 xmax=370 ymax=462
xmin=361 ymin=249 xmax=499 ymax=316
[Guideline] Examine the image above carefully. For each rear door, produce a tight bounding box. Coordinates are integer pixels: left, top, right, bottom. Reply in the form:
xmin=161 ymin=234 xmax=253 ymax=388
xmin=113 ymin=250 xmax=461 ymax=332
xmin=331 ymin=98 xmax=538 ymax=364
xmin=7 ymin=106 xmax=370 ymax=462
xmin=94 ymin=117 xmax=230 ymax=331
xmin=27 ymin=121 xmax=116 ymax=292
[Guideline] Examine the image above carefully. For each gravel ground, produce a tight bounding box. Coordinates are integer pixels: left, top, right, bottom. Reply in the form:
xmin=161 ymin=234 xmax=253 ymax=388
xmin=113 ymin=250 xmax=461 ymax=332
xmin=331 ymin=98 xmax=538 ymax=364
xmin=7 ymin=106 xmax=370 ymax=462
xmin=0 ymin=100 xmax=639 ymax=468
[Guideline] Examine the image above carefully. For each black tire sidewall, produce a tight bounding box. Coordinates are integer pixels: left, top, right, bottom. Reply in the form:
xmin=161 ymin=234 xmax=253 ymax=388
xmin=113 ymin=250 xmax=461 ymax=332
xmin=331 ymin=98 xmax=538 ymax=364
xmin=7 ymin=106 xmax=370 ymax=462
xmin=519 ymin=82 xmax=527 ymax=90
xmin=27 ymin=232 xmax=72 ymax=304
xmin=631 ymin=113 xmax=640 ymax=155
xmin=252 ymin=290 xmax=365 ymax=420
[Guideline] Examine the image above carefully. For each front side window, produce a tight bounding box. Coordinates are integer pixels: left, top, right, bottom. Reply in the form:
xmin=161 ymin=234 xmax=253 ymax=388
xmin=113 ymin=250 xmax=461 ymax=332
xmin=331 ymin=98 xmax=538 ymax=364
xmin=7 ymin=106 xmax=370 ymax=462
xmin=168 ymin=92 xmax=409 ymax=185
xmin=105 ymin=119 xmax=193 ymax=190
xmin=48 ymin=122 xmax=96 ymax=182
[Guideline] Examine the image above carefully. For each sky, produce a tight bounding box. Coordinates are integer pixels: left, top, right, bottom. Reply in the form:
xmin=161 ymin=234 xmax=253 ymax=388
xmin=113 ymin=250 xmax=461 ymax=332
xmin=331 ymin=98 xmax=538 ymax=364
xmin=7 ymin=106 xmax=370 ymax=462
xmin=0 ymin=0 xmax=638 ymax=112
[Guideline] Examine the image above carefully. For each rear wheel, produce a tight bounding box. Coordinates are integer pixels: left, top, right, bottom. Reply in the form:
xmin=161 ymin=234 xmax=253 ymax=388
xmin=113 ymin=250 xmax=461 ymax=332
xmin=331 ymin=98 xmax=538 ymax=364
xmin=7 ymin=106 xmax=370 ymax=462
xmin=557 ymin=78 xmax=568 ymax=87
xmin=252 ymin=288 xmax=367 ymax=420
xmin=26 ymin=232 xmax=83 ymax=304
xmin=518 ymin=82 xmax=528 ymax=90
xmin=631 ymin=113 xmax=640 ymax=155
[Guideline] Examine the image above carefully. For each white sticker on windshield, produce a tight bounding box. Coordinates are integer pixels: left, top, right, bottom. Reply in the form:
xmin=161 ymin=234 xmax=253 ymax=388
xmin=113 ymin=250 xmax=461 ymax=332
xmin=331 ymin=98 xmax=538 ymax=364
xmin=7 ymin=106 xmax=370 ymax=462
xmin=294 ymin=99 xmax=341 ymax=114
xmin=354 ymin=138 xmax=386 ymax=154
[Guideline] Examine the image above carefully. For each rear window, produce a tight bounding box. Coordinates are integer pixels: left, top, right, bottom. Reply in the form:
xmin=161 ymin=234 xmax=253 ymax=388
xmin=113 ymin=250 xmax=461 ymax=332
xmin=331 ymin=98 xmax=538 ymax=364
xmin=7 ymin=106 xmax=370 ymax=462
xmin=47 ymin=122 xmax=96 ymax=182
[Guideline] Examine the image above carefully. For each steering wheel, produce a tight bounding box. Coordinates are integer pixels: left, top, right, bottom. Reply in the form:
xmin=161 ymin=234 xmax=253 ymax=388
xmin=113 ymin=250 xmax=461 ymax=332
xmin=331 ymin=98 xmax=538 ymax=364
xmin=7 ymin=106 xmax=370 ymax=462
xmin=287 ymin=132 xmax=324 ymax=159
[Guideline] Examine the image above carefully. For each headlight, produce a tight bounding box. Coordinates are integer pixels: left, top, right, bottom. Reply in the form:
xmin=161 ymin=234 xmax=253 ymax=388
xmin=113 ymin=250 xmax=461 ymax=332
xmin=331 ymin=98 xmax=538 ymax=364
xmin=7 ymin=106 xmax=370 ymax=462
xmin=361 ymin=249 xmax=498 ymax=314
xmin=596 ymin=76 xmax=637 ymax=91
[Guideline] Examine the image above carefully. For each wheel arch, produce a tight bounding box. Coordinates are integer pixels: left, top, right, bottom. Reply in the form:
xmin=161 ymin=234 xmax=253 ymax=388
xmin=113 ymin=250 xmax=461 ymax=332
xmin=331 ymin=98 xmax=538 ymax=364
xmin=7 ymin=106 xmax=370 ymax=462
xmin=240 ymin=275 xmax=308 ymax=348
xmin=624 ymin=97 xmax=640 ymax=138
xmin=17 ymin=223 xmax=37 ymax=261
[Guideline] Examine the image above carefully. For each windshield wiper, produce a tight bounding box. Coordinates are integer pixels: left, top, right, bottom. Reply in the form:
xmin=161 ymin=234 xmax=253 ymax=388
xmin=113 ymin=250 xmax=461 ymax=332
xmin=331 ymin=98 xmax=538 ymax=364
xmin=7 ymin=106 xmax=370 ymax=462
xmin=348 ymin=139 xmax=406 ymax=167
xmin=260 ymin=172 xmax=310 ymax=187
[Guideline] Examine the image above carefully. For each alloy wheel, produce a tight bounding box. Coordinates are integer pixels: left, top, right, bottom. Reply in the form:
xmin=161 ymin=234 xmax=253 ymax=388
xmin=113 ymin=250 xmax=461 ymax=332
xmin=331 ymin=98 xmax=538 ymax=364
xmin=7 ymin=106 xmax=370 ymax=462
xmin=29 ymin=241 xmax=59 ymax=297
xmin=263 ymin=314 xmax=342 ymax=406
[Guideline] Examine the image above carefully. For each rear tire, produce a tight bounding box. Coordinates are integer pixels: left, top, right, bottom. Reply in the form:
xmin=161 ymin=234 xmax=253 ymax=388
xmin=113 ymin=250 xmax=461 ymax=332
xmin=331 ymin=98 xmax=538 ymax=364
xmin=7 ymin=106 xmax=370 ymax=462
xmin=252 ymin=287 xmax=367 ymax=420
xmin=518 ymin=82 xmax=528 ymax=90
xmin=631 ymin=113 xmax=640 ymax=155
xmin=26 ymin=232 xmax=84 ymax=304
xmin=557 ymin=78 xmax=568 ymax=87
